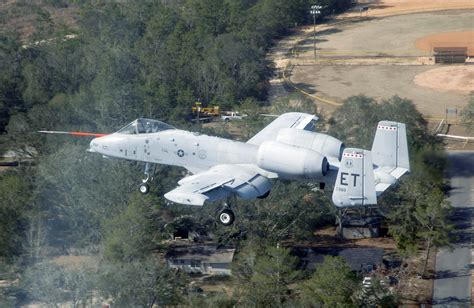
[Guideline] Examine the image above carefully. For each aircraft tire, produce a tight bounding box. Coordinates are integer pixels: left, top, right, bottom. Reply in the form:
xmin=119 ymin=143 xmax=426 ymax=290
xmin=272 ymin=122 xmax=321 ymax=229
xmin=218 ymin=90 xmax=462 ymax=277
xmin=218 ymin=209 xmax=235 ymax=226
xmin=139 ymin=183 xmax=150 ymax=194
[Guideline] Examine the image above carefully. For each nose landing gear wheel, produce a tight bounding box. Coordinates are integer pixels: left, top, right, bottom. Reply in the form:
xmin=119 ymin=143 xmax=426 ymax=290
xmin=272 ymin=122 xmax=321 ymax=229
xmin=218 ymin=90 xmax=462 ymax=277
xmin=139 ymin=183 xmax=150 ymax=194
xmin=218 ymin=209 xmax=235 ymax=226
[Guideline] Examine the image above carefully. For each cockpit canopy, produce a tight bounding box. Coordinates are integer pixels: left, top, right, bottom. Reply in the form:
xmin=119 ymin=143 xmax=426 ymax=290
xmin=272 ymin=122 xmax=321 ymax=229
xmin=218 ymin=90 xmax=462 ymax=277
xmin=116 ymin=118 xmax=175 ymax=135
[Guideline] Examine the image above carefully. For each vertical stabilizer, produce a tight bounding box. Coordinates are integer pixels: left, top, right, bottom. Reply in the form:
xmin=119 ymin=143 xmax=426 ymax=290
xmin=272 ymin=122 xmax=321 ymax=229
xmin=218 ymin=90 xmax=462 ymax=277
xmin=332 ymin=148 xmax=377 ymax=207
xmin=371 ymin=121 xmax=410 ymax=171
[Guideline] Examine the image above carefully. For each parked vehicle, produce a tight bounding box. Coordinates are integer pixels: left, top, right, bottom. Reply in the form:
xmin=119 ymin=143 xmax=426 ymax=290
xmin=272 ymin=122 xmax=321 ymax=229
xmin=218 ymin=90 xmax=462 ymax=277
xmin=221 ymin=111 xmax=247 ymax=122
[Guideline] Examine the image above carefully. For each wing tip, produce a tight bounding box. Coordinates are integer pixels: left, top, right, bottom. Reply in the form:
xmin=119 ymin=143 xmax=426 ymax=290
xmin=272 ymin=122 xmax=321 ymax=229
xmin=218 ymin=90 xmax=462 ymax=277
xmin=164 ymin=191 xmax=207 ymax=206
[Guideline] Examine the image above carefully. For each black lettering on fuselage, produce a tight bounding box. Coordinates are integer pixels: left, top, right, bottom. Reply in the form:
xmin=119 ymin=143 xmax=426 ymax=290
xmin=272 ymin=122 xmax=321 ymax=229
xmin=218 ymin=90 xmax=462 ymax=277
xmin=340 ymin=172 xmax=361 ymax=186
xmin=340 ymin=172 xmax=349 ymax=186
xmin=351 ymin=173 xmax=360 ymax=186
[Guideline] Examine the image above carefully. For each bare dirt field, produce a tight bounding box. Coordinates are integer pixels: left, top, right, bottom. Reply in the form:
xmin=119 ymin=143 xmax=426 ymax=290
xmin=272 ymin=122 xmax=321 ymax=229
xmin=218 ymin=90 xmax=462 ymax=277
xmin=347 ymin=0 xmax=474 ymax=18
xmin=290 ymin=64 xmax=469 ymax=118
xmin=287 ymin=10 xmax=473 ymax=118
xmin=298 ymin=10 xmax=474 ymax=58
xmin=414 ymin=65 xmax=474 ymax=94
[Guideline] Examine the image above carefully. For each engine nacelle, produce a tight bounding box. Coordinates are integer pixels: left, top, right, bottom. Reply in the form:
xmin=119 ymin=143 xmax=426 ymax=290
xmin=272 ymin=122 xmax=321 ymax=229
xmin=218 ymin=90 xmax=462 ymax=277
xmin=276 ymin=128 xmax=344 ymax=161
xmin=256 ymin=141 xmax=329 ymax=179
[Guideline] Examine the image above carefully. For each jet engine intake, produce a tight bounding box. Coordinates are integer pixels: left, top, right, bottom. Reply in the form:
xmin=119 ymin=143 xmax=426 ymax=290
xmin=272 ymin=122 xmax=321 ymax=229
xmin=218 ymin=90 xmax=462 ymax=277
xmin=276 ymin=128 xmax=344 ymax=161
xmin=256 ymin=141 xmax=328 ymax=179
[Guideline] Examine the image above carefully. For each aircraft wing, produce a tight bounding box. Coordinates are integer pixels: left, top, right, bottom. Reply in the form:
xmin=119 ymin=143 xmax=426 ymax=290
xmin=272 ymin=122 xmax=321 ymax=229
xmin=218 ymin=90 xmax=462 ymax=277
xmin=164 ymin=164 xmax=272 ymax=206
xmin=247 ymin=112 xmax=317 ymax=145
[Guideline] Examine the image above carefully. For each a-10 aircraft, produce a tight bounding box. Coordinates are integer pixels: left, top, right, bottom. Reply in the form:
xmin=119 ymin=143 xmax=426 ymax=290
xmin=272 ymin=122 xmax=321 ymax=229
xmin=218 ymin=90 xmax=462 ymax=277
xmin=40 ymin=112 xmax=410 ymax=226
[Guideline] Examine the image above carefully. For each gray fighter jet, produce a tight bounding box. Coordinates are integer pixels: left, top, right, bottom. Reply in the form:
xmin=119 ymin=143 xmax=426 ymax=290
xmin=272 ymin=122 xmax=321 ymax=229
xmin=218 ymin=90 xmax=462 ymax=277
xmin=41 ymin=112 xmax=410 ymax=226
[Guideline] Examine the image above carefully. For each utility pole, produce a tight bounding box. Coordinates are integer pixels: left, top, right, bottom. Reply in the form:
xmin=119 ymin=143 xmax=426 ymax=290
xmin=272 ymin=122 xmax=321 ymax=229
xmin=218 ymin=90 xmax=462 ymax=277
xmin=310 ymin=5 xmax=322 ymax=60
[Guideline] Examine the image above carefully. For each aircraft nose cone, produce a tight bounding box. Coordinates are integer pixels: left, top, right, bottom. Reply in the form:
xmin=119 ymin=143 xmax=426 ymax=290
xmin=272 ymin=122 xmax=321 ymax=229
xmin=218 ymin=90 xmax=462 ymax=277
xmin=88 ymin=138 xmax=99 ymax=153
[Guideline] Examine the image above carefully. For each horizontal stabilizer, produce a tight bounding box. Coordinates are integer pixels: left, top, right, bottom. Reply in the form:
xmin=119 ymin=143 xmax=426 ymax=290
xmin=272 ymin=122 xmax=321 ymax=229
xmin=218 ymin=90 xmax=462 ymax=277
xmin=374 ymin=166 xmax=409 ymax=195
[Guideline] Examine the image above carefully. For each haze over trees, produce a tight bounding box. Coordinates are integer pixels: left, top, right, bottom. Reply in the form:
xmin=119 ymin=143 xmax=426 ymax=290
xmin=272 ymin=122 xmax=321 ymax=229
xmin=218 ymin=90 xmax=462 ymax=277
xmin=0 ymin=0 xmax=452 ymax=306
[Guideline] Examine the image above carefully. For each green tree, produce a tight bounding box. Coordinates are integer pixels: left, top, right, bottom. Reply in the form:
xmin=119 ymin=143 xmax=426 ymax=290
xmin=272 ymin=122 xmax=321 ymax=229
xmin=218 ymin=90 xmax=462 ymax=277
xmin=329 ymin=95 xmax=435 ymax=150
xmin=388 ymin=178 xmax=452 ymax=266
xmin=460 ymin=94 xmax=474 ymax=133
xmin=300 ymin=256 xmax=358 ymax=307
xmin=33 ymin=144 xmax=138 ymax=246
xmin=97 ymin=257 xmax=184 ymax=307
xmin=237 ymin=245 xmax=300 ymax=306
xmin=236 ymin=97 xmax=266 ymax=140
xmin=23 ymin=261 xmax=96 ymax=308
xmin=103 ymin=195 xmax=166 ymax=262
xmin=328 ymin=95 xmax=379 ymax=148
xmin=414 ymin=188 xmax=452 ymax=277
xmin=0 ymin=34 xmax=23 ymax=135
xmin=0 ymin=172 xmax=31 ymax=259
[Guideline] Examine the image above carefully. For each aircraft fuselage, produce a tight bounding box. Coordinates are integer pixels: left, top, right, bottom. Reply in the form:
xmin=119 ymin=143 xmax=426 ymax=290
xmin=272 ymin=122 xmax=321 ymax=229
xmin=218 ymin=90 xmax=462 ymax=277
xmin=90 ymin=129 xmax=337 ymax=182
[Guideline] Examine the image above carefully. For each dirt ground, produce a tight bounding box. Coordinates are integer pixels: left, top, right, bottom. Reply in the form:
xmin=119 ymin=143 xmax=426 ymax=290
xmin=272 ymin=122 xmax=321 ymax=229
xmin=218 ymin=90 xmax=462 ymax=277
xmin=396 ymin=250 xmax=436 ymax=305
xmin=297 ymin=10 xmax=473 ymax=58
xmin=347 ymin=0 xmax=474 ymax=18
xmin=50 ymin=255 xmax=98 ymax=270
xmin=414 ymin=65 xmax=474 ymax=94
xmin=290 ymin=64 xmax=469 ymax=118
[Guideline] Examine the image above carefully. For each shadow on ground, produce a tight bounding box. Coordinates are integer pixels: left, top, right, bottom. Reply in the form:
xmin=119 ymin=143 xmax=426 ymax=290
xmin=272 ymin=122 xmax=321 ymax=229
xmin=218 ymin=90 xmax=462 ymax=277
xmin=432 ymin=296 xmax=471 ymax=305
xmin=447 ymin=152 xmax=474 ymax=178
xmin=448 ymin=207 xmax=473 ymax=246
xmin=435 ymin=269 xmax=471 ymax=279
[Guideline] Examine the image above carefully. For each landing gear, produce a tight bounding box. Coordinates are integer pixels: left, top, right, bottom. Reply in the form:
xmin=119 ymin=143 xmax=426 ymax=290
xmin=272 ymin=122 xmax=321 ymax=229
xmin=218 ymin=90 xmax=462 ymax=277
xmin=139 ymin=183 xmax=150 ymax=194
xmin=139 ymin=163 xmax=154 ymax=195
xmin=218 ymin=208 xmax=235 ymax=226
xmin=217 ymin=198 xmax=236 ymax=226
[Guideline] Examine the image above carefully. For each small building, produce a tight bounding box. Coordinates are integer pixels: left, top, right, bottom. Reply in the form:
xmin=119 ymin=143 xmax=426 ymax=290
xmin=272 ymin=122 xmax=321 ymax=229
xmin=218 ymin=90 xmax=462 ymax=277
xmin=342 ymin=216 xmax=381 ymax=239
xmin=298 ymin=247 xmax=384 ymax=274
xmin=338 ymin=247 xmax=384 ymax=272
xmin=433 ymin=47 xmax=467 ymax=64
xmin=165 ymin=245 xmax=235 ymax=276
